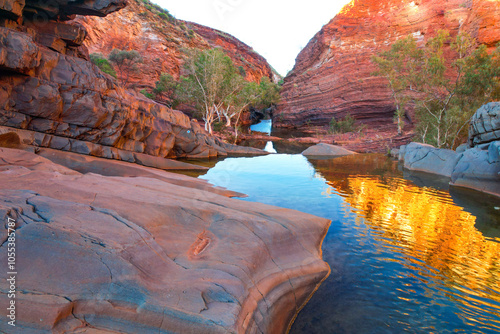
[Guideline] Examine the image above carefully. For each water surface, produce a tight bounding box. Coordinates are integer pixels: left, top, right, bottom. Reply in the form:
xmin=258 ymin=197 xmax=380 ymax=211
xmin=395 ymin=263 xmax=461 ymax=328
xmin=197 ymin=153 xmax=500 ymax=333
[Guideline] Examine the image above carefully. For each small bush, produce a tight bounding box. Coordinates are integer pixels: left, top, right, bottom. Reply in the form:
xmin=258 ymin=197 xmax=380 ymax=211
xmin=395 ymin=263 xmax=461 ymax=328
xmin=145 ymin=5 xmax=152 ymax=10
xmin=212 ymin=121 xmax=225 ymax=133
xmin=140 ymin=89 xmax=154 ymax=99
xmin=329 ymin=114 xmax=356 ymax=134
xmin=238 ymin=66 xmax=246 ymax=77
xmin=89 ymin=53 xmax=117 ymax=78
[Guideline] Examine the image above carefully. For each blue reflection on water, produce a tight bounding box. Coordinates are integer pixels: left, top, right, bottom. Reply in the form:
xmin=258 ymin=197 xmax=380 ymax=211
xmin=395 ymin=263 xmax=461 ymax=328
xmin=199 ymin=153 xmax=500 ymax=334
xmin=250 ymin=119 xmax=272 ymax=135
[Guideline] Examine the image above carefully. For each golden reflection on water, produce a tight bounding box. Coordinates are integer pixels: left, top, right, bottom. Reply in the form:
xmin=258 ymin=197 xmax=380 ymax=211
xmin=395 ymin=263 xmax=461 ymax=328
xmin=310 ymin=155 xmax=500 ymax=327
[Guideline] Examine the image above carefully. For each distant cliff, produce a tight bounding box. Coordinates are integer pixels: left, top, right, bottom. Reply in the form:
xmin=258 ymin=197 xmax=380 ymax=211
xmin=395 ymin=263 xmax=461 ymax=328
xmin=75 ymin=0 xmax=276 ymax=90
xmin=276 ymin=0 xmax=500 ymax=129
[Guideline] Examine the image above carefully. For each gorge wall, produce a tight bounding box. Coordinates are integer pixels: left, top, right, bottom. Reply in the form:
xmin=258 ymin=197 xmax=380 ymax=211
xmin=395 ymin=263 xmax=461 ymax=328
xmin=0 ymin=0 xmax=265 ymax=164
xmin=276 ymin=0 xmax=500 ymax=129
xmin=75 ymin=0 xmax=276 ymax=90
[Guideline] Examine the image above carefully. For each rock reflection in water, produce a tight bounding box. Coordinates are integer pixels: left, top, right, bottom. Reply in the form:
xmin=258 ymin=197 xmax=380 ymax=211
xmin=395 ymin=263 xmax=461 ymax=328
xmin=297 ymin=154 xmax=500 ymax=333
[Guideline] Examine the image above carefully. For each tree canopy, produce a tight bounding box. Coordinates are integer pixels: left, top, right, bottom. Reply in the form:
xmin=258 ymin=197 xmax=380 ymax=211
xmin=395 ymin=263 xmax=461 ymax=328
xmin=176 ymin=48 xmax=280 ymax=135
xmin=372 ymin=30 xmax=500 ymax=148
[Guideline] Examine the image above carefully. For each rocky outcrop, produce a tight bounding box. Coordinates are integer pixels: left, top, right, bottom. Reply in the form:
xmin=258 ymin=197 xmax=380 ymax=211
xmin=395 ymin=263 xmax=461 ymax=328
xmin=401 ymin=143 xmax=461 ymax=178
xmin=400 ymin=103 xmax=500 ymax=197
xmin=277 ymin=0 xmax=500 ymax=129
xmin=0 ymin=147 xmax=331 ymax=333
xmin=0 ymin=0 xmax=266 ymax=162
xmin=302 ymin=143 xmax=356 ymax=158
xmin=74 ymin=0 xmax=276 ymax=90
xmin=469 ymin=102 xmax=500 ymax=146
xmin=451 ymin=141 xmax=500 ymax=196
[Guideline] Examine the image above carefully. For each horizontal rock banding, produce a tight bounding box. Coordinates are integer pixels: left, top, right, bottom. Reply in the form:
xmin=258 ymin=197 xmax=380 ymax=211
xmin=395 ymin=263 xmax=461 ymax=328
xmin=277 ymin=0 xmax=500 ymax=129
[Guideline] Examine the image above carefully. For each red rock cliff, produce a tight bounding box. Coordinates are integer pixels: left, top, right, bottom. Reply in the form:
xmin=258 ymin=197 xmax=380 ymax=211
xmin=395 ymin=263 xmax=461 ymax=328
xmin=0 ymin=0 xmax=265 ymax=165
xmin=75 ymin=0 xmax=275 ymax=90
xmin=276 ymin=0 xmax=500 ymax=129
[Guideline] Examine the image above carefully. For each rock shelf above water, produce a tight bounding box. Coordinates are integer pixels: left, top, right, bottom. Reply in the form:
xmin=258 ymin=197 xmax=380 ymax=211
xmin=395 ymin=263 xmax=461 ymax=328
xmin=0 ymin=148 xmax=331 ymax=333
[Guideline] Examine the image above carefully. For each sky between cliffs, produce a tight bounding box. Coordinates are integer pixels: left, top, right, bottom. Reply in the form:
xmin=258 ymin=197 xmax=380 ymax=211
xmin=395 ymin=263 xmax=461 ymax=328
xmin=154 ymin=0 xmax=352 ymax=76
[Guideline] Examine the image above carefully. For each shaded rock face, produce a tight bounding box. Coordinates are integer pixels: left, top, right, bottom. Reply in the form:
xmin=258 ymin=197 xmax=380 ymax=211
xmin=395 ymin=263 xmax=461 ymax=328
xmin=277 ymin=0 xmax=500 ymax=129
xmin=0 ymin=0 xmax=266 ymax=160
xmin=469 ymin=102 xmax=500 ymax=146
xmin=74 ymin=0 xmax=275 ymax=90
xmin=0 ymin=147 xmax=331 ymax=333
xmin=400 ymin=104 xmax=500 ymax=197
xmin=402 ymin=142 xmax=460 ymax=178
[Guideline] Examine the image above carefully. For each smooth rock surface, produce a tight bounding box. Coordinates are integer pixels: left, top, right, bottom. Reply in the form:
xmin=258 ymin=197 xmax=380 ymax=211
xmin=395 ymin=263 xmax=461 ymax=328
xmin=302 ymin=143 xmax=356 ymax=157
xmin=451 ymin=143 xmax=500 ymax=197
xmin=403 ymin=142 xmax=461 ymax=178
xmin=0 ymin=147 xmax=331 ymax=333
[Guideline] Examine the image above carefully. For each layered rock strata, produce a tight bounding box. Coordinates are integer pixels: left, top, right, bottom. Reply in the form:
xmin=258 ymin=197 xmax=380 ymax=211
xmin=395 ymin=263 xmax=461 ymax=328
xmin=0 ymin=147 xmax=331 ymax=333
xmin=0 ymin=0 xmax=265 ymax=161
xmin=277 ymin=0 xmax=500 ymax=129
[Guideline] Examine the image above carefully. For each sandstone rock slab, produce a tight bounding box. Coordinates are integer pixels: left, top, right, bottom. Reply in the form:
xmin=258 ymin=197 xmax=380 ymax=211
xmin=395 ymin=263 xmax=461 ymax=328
xmin=0 ymin=148 xmax=331 ymax=333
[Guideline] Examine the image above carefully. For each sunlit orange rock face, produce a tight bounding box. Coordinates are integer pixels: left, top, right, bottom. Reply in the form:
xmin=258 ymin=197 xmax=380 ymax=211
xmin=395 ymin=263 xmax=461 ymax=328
xmin=75 ymin=0 xmax=274 ymax=90
xmin=277 ymin=0 xmax=500 ymax=129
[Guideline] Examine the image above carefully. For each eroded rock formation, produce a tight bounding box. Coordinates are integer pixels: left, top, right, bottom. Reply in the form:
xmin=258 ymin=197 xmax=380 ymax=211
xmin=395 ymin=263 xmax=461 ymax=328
xmin=74 ymin=0 xmax=276 ymax=89
xmin=0 ymin=0 xmax=265 ymax=162
xmin=277 ymin=0 xmax=500 ymax=129
xmin=0 ymin=147 xmax=331 ymax=333
xmin=399 ymin=102 xmax=500 ymax=197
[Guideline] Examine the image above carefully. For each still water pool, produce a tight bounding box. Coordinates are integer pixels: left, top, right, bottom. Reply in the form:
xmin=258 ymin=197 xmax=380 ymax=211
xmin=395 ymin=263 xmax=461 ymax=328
xmin=197 ymin=153 xmax=500 ymax=333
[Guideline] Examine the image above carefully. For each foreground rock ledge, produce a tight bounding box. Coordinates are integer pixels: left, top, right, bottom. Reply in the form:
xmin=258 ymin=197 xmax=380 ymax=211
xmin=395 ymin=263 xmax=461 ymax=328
xmin=0 ymin=148 xmax=330 ymax=333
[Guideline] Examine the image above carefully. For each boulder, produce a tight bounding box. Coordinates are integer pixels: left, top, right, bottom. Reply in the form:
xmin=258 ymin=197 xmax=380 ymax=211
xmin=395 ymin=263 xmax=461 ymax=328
xmin=302 ymin=143 xmax=356 ymax=157
xmin=469 ymin=102 xmax=500 ymax=146
xmin=451 ymin=142 xmax=500 ymax=196
xmin=403 ymin=142 xmax=460 ymax=178
xmin=0 ymin=147 xmax=331 ymax=333
xmin=398 ymin=144 xmax=407 ymax=161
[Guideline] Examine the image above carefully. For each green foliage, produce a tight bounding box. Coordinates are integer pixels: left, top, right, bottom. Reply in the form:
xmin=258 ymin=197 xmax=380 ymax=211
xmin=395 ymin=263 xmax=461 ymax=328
xmin=176 ymin=48 xmax=280 ymax=136
xmin=329 ymin=114 xmax=357 ymax=134
xmin=144 ymin=5 xmax=152 ymax=10
xmin=108 ymin=49 xmax=143 ymax=86
xmin=153 ymin=73 xmax=178 ymax=107
xmin=140 ymin=89 xmax=154 ymax=99
xmin=238 ymin=66 xmax=246 ymax=77
xmin=372 ymin=31 xmax=500 ymax=148
xmin=89 ymin=53 xmax=117 ymax=78
xmin=255 ymin=76 xmax=281 ymax=109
